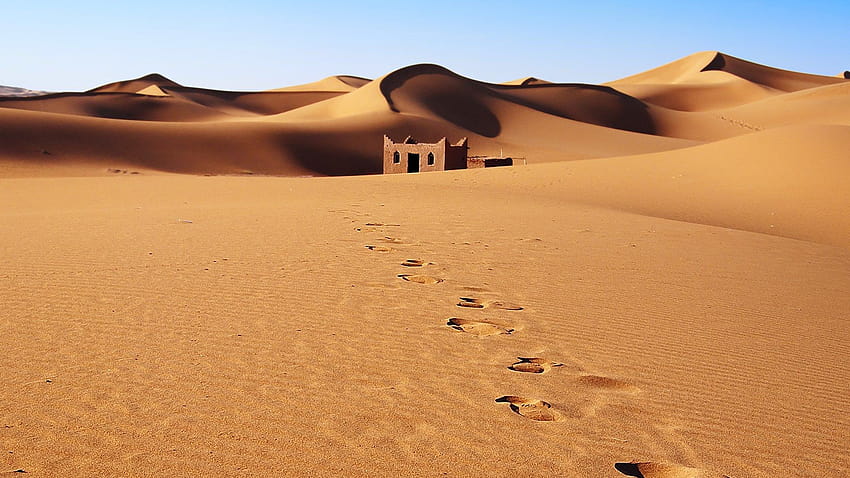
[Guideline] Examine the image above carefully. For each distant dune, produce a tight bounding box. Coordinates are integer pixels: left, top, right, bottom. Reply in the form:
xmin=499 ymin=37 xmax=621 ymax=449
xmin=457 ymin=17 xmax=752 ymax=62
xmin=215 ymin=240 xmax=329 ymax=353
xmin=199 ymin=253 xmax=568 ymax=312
xmin=0 ymin=52 xmax=846 ymax=177
xmin=501 ymin=76 xmax=551 ymax=86
xmin=607 ymin=51 xmax=845 ymax=111
xmin=0 ymin=85 xmax=49 ymax=97
xmin=270 ymin=75 xmax=372 ymax=92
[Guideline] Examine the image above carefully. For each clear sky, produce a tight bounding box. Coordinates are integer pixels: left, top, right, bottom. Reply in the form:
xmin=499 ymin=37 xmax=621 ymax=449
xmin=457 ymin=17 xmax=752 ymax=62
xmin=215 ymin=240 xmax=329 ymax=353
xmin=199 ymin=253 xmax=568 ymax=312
xmin=2 ymin=0 xmax=848 ymax=91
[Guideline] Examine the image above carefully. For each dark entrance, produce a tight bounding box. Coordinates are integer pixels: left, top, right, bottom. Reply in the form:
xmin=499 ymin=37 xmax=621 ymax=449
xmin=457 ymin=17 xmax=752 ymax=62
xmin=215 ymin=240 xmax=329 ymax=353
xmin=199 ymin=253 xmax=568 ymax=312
xmin=407 ymin=153 xmax=420 ymax=173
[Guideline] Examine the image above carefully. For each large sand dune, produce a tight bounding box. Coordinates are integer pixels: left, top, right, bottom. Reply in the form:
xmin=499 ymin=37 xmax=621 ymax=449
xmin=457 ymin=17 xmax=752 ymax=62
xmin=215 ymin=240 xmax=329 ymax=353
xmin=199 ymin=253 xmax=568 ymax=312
xmin=1 ymin=52 xmax=848 ymax=477
xmin=607 ymin=51 xmax=845 ymax=111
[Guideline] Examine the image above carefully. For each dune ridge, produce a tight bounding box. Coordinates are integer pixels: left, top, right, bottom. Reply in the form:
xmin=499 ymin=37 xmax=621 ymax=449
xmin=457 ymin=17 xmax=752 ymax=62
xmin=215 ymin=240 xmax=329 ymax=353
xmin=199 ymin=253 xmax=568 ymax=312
xmin=501 ymin=76 xmax=551 ymax=86
xmin=270 ymin=75 xmax=372 ymax=92
xmin=607 ymin=51 xmax=846 ymax=111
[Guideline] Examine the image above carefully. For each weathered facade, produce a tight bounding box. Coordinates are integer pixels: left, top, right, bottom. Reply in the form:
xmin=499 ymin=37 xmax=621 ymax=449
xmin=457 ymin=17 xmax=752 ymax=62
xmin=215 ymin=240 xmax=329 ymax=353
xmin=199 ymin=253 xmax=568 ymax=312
xmin=383 ymin=136 xmax=469 ymax=174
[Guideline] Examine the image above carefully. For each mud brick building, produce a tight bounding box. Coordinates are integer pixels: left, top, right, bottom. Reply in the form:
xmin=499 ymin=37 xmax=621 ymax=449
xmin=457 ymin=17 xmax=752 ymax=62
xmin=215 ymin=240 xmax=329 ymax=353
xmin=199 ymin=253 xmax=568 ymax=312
xmin=382 ymin=136 xmax=469 ymax=174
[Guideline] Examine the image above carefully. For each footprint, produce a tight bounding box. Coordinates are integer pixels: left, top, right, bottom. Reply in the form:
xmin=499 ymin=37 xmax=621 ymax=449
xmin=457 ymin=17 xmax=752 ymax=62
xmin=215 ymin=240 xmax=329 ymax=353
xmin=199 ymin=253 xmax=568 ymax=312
xmin=398 ymin=274 xmax=443 ymax=285
xmin=446 ymin=318 xmax=514 ymax=336
xmin=509 ymin=357 xmax=563 ymax=374
xmin=495 ymin=396 xmax=562 ymax=422
xmin=400 ymin=259 xmax=433 ymax=267
xmin=577 ymin=375 xmax=640 ymax=393
xmin=365 ymin=245 xmax=394 ymax=253
xmin=614 ymin=462 xmax=729 ymax=478
xmin=457 ymin=297 xmax=524 ymax=310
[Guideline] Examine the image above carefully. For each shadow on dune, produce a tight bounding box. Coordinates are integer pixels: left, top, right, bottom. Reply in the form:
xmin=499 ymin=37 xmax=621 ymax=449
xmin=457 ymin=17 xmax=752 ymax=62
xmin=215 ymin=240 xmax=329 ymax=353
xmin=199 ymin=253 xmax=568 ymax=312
xmin=614 ymin=463 xmax=645 ymax=477
xmin=699 ymin=51 xmax=842 ymax=92
xmin=378 ymin=63 xmax=656 ymax=137
xmin=701 ymin=52 xmax=727 ymax=72
xmin=0 ymin=92 xmax=223 ymax=122
xmin=379 ymin=64 xmax=501 ymax=138
xmin=495 ymin=82 xmax=656 ymax=135
xmin=276 ymin=133 xmax=381 ymax=176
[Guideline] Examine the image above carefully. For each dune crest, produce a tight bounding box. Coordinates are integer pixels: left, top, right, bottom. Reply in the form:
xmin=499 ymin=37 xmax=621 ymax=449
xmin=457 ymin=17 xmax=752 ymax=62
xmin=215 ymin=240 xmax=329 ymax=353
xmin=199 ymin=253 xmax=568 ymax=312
xmin=607 ymin=51 xmax=845 ymax=111
xmin=88 ymin=72 xmax=182 ymax=93
xmin=271 ymin=75 xmax=371 ymax=92
xmin=501 ymin=76 xmax=551 ymax=86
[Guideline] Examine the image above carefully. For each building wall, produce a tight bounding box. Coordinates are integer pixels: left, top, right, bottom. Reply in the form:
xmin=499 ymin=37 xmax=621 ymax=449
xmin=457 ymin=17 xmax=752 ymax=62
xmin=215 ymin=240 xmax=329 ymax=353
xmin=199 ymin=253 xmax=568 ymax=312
xmin=383 ymin=136 xmax=472 ymax=174
xmin=467 ymin=157 xmax=486 ymax=169
xmin=466 ymin=156 xmax=513 ymax=169
xmin=445 ymin=138 xmax=469 ymax=170
xmin=383 ymin=136 xmax=448 ymax=174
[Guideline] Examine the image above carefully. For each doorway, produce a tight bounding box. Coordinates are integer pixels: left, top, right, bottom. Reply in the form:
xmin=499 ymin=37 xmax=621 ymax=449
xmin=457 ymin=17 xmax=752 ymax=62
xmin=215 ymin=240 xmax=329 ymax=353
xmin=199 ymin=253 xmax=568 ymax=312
xmin=407 ymin=153 xmax=420 ymax=173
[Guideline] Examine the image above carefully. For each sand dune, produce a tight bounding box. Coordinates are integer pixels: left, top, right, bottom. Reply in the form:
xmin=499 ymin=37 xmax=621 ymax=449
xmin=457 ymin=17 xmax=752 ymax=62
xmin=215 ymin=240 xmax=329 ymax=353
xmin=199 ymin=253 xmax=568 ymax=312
xmin=714 ymin=80 xmax=850 ymax=129
xmin=610 ymin=51 xmax=841 ymax=91
xmin=88 ymin=73 xmax=182 ymax=94
xmin=1 ymin=52 xmax=849 ymax=476
xmin=0 ymin=85 xmax=49 ymax=97
xmin=501 ymin=76 xmax=551 ymax=86
xmin=0 ymin=92 xmax=227 ymax=122
xmin=607 ymin=51 xmax=845 ymax=111
xmin=1 ymin=51 xmax=846 ymax=184
xmin=427 ymin=123 xmax=850 ymax=248
xmin=270 ymin=75 xmax=371 ymax=92
xmin=0 ymin=63 xmax=698 ymax=175
xmin=1 ymin=169 xmax=847 ymax=476
xmin=0 ymin=88 xmax=344 ymax=123
xmin=273 ymin=63 xmax=693 ymax=161
xmin=3 ymin=52 xmax=845 ymax=176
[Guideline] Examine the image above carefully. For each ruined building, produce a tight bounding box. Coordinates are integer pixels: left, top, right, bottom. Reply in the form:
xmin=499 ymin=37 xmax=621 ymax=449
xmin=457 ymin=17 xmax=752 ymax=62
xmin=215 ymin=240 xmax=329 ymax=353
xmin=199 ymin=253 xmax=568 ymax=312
xmin=382 ymin=135 xmax=516 ymax=174
xmin=382 ymin=136 xmax=469 ymax=174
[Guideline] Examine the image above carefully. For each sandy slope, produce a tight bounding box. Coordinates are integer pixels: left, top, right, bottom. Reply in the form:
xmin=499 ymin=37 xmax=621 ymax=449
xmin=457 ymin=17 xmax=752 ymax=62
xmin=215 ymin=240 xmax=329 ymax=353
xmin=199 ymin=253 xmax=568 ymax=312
xmin=1 ymin=52 xmax=849 ymax=477
xmin=607 ymin=51 xmax=845 ymax=111
xmin=439 ymin=123 xmax=850 ymax=248
xmin=269 ymin=75 xmax=371 ymax=92
xmin=1 ymin=171 xmax=847 ymax=477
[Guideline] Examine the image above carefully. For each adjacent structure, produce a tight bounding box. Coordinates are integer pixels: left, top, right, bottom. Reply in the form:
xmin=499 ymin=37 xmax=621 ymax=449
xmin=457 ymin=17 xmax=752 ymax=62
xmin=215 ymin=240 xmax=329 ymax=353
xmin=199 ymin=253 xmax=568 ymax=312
xmin=382 ymin=135 xmax=516 ymax=174
xmin=383 ymin=135 xmax=469 ymax=174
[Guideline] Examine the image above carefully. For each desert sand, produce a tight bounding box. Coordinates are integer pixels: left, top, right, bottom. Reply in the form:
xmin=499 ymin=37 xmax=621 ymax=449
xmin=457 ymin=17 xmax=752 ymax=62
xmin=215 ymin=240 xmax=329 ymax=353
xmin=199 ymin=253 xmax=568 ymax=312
xmin=1 ymin=51 xmax=848 ymax=477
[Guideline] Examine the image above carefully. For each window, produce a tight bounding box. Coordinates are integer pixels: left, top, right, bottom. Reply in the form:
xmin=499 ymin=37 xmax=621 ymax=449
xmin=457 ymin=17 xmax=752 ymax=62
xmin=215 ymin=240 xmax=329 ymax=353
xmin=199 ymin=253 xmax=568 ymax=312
xmin=427 ymin=152 xmax=435 ymax=165
xmin=393 ymin=151 xmax=400 ymax=164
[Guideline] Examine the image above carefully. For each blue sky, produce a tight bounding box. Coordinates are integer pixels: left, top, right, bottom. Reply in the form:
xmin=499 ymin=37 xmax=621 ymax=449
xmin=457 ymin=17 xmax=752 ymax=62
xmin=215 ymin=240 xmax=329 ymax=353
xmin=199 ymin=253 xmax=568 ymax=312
xmin=3 ymin=1 xmax=848 ymax=91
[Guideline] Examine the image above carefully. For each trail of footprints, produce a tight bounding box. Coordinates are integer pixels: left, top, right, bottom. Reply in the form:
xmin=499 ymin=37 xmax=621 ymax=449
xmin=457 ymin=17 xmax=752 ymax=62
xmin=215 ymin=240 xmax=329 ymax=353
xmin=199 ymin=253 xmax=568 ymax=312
xmin=361 ymin=221 xmax=637 ymax=417
xmin=358 ymin=220 xmax=724 ymax=476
